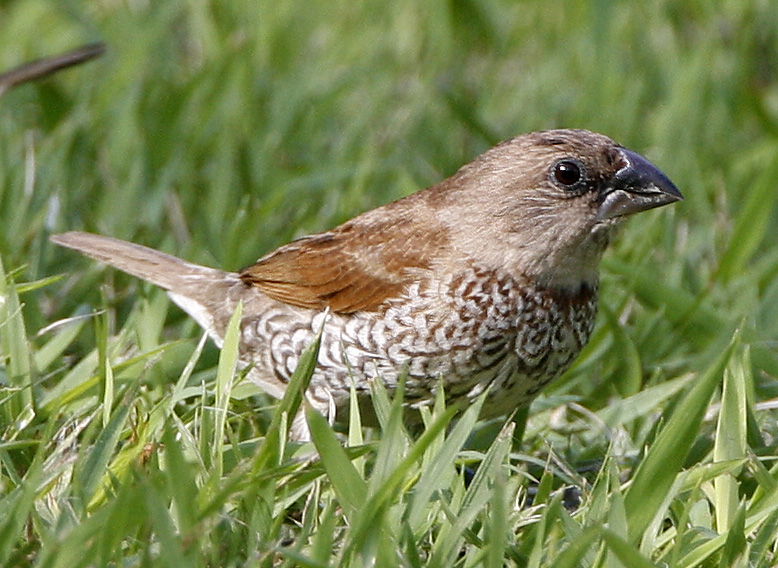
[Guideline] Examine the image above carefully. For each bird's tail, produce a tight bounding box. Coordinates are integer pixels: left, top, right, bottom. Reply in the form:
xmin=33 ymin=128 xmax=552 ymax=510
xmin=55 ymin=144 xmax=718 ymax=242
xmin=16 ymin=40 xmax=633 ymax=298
xmin=51 ymin=231 xmax=227 ymax=289
xmin=51 ymin=231 xmax=242 ymax=345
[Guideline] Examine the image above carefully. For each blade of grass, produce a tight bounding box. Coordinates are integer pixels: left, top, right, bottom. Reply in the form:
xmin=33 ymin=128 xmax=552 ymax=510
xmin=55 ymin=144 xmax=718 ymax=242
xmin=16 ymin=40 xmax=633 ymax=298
xmin=94 ymin=292 xmax=114 ymax=428
xmin=162 ymin=426 xmax=198 ymax=535
xmin=601 ymin=528 xmax=661 ymax=568
xmin=625 ymin=331 xmax=738 ymax=544
xmin=306 ymin=406 xmax=367 ymax=519
xmin=143 ymin=481 xmax=193 ymax=568
xmin=717 ymin=502 xmax=747 ymax=568
xmin=596 ymin=373 xmax=695 ymax=428
xmin=428 ymin=420 xmax=514 ymax=567
xmin=75 ymin=395 xmax=132 ymax=508
xmin=549 ymin=526 xmax=600 ymax=568
xmin=600 ymin=303 xmax=642 ymax=397
xmin=0 ymin=254 xmax=34 ymax=422
xmin=33 ymin=314 xmax=87 ymax=371
xmin=714 ymin=346 xmax=748 ymax=532
xmin=718 ymin=142 xmax=778 ymax=282
xmin=406 ymin=392 xmax=486 ymax=530
xmin=254 ymin=319 xmax=322 ymax=469
xmin=212 ymin=300 xmax=242 ymax=478
xmin=485 ymin=456 xmax=508 ymax=568
xmin=342 ymin=401 xmax=460 ymax=560
xmin=367 ymin=373 xmax=413 ymax=502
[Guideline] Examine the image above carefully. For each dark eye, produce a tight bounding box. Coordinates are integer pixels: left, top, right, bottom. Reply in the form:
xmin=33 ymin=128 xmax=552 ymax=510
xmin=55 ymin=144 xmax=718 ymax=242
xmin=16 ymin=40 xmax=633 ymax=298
xmin=553 ymin=160 xmax=583 ymax=187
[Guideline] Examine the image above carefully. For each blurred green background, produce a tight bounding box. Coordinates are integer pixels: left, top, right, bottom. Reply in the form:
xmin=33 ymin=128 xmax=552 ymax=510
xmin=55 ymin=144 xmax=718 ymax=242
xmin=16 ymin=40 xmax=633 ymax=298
xmin=2 ymin=0 xmax=778 ymax=565
xmin=1 ymin=1 xmax=775 ymax=271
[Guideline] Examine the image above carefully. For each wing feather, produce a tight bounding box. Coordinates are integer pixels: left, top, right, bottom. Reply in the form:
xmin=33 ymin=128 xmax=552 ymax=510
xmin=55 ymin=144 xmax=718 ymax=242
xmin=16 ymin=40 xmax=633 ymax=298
xmin=240 ymin=213 xmax=449 ymax=313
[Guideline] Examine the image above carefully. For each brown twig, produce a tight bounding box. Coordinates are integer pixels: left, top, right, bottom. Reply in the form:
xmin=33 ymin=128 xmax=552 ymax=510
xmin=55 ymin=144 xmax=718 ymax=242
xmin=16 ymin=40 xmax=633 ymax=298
xmin=0 ymin=42 xmax=105 ymax=97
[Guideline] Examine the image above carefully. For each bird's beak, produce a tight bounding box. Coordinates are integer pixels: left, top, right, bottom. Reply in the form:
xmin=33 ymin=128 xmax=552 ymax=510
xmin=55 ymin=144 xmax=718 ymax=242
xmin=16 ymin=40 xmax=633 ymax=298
xmin=596 ymin=148 xmax=683 ymax=221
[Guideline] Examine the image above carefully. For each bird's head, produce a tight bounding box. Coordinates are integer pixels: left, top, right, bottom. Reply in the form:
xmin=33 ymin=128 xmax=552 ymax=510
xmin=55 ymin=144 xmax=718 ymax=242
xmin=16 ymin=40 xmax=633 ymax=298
xmin=430 ymin=129 xmax=682 ymax=291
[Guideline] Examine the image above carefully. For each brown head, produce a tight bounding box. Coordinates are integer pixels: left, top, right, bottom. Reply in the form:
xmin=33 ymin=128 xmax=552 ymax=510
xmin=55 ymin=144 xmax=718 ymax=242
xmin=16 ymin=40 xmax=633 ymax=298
xmin=423 ymin=129 xmax=682 ymax=290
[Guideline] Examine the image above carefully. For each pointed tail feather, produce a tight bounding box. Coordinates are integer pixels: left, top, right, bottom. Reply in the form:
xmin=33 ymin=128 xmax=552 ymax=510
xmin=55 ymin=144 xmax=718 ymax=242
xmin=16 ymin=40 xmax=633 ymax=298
xmin=51 ymin=231 xmax=228 ymax=290
xmin=51 ymin=231 xmax=244 ymax=344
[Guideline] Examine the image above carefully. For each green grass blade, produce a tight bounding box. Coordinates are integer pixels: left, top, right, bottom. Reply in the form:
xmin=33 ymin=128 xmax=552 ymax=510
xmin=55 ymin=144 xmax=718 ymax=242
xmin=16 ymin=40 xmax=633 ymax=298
xmin=601 ymin=528 xmax=661 ymax=568
xmin=429 ymin=420 xmax=513 ymax=567
xmin=33 ymin=314 xmax=87 ymax=371
xmin=342 ymin=403 xmax=460 ymax=560
xmin=718 ymin=502 xmax=747 ymax=568
xmin=94 ymin=297 xmax=114 ymax=428
xmin=749 ymin=507 xmax=778 ymax=568
xmin=714 ymin=347 xmax=748 ymax=532
xmin=143 ymin=482 xmax=192 ymax=568
xmin=74 ymin=396 xmax=132 ymax=508
xmin=405 ymin=393 xmax=485 ymax=530
xmin=0 ymin=254 xmax=34 ymax=421
xmin=255 ymin=319 xmax=322 ymax=469
xmin=306 ymin=406 xmax=367 ymax=519
xmin=596 ymin=373 xmax=694 ymax=428
xmin=162 ymin=426 xmax=198 ymax=534
xmin=485 ymin=459 xmax=508 ymax=568
xmin=275 ymin=320 xmax=322 ymax=434
xmin=717 ymin=142 xmax=778 ymax=283
xmin=212 ymin=300 xmax=242 ymax=478
xmin=600 ymin=303 xmax=642 ymax=397
xmin=624 ymin=332 xmax=737 ymax=543
xmin=549 ymin=526 xmax=599 ymax=568
xmin=605 ymin=258 xmax=724 ymax=348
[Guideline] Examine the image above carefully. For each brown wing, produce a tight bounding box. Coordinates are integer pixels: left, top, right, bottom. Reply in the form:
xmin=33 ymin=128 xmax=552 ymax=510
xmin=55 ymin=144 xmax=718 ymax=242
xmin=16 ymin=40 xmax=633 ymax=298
xmin=240 ymin=212 xmax=450 ymax=314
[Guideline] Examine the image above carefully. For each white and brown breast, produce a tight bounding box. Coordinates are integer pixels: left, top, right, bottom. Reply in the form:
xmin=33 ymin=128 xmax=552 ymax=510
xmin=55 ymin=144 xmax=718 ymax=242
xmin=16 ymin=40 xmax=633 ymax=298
xmin=237 ymin=262 xmax=597 ymax=420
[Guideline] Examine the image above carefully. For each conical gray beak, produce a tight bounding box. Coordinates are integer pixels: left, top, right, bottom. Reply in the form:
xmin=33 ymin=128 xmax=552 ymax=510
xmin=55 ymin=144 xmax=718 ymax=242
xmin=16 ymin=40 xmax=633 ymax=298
xmin=597 ymin=148 xmax=683 ymax=221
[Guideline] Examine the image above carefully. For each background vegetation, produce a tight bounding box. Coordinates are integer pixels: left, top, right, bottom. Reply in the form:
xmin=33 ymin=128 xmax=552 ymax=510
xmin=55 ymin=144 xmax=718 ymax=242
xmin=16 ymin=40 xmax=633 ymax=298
xmin=2 ymin=0 xmax=778 ymax=565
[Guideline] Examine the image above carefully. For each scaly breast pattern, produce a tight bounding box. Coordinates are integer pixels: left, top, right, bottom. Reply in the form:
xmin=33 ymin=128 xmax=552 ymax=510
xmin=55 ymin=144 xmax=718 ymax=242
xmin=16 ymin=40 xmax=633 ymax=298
xmin=240 ymin=266 xmax=598 ymax=419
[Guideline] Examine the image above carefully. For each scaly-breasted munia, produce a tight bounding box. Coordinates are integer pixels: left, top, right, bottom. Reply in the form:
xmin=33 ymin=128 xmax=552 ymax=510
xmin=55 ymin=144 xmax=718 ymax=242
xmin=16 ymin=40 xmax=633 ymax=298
xmin=52 ymin=129 xmax=682 ymax=439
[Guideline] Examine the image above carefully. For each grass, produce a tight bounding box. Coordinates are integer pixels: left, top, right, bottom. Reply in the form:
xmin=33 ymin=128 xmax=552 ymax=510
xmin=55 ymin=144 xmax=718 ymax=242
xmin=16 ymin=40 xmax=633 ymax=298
xmin=2 ymin=0 xmax=778 ymax=565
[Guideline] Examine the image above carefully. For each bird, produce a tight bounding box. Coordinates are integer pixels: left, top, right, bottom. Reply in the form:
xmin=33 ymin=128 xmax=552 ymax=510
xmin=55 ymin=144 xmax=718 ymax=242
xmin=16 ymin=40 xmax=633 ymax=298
xmin=51 ymin=129 xmax=682 ymax=440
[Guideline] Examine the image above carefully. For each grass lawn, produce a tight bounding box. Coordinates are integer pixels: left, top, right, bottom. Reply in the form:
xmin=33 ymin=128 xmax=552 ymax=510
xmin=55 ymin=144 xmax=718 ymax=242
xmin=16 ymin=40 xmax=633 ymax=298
xmin=2 ymin=1 xmax=778 ymax=566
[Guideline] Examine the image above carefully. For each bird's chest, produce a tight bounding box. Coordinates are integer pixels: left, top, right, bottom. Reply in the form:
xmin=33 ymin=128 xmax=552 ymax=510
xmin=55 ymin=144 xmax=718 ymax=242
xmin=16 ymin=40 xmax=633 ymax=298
xmin=353 ymin=268 xmax=598 ymax=401
xmin=251 ymin=267 xmax=597 ymax=410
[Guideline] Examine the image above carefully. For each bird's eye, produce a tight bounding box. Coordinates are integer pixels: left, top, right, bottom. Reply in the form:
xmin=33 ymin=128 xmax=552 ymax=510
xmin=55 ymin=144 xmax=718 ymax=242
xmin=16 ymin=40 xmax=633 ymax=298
xmin=553 ymin=160 xmax=583 ymax=187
